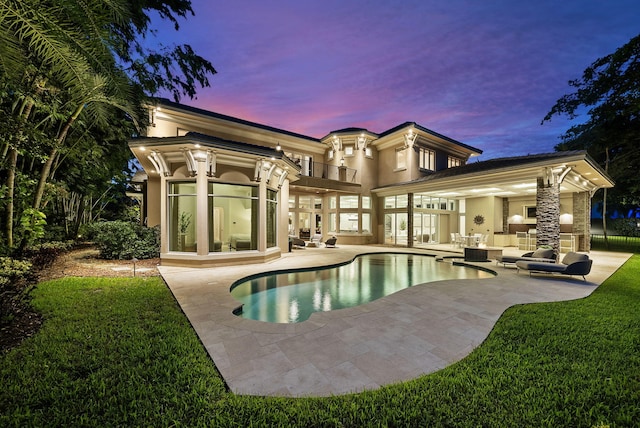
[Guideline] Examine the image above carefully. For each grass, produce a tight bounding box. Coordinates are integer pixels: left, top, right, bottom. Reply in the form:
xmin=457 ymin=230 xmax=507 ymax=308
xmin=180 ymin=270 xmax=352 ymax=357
xmin=1 ymin=257 xmax=640 ymax=426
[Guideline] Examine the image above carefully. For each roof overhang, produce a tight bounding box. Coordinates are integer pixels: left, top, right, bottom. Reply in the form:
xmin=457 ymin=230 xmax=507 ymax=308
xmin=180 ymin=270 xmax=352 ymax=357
xmin=129 ymin=133 xmax=301 ymax=180
xmin=372 ymin=151 xmax=613 ymax=199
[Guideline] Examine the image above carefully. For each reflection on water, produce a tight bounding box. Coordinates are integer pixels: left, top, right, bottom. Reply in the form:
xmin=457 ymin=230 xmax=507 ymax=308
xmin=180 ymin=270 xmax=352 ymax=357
xmin=230 ymin=253 xmax=494 ymax=323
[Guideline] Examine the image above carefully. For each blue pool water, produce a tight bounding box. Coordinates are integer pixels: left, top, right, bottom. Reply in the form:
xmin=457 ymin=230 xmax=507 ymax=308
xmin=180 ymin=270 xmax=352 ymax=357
xmin=230 ymin=253 xmax=494 ymax=323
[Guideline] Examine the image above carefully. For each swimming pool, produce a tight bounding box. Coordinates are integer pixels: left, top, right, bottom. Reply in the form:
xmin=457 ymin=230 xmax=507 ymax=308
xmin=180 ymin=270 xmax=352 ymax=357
xmin=230 ymin=253 xmax=495 ymax=323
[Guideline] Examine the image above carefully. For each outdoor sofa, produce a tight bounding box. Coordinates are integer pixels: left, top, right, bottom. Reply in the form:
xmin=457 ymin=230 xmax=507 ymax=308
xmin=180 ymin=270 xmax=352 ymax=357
xmin=516 ymin=251 xmax=593 ymax=281
xmin=495 ymin=247 xmax=556 ymax=267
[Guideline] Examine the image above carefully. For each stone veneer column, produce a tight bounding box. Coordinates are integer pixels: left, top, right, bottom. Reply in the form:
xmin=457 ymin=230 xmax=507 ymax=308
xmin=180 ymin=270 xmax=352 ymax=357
xmin=502 ymin=198 xmax=509 ymax=233
xmin=536 ymin=176 xmax=561 ymax=255
xmin=573 ymin=191 xmax=591 ymax=252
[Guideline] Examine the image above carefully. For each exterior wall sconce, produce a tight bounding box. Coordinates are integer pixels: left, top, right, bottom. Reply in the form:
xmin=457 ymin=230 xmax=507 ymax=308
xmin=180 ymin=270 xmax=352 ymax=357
xmin=340 ymin=157 xmax=345 ymax=167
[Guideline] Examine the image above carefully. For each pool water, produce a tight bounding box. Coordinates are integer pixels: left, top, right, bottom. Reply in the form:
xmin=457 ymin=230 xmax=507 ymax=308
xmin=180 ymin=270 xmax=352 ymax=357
xmin=230 ymin=253 xmax=494 ymax=323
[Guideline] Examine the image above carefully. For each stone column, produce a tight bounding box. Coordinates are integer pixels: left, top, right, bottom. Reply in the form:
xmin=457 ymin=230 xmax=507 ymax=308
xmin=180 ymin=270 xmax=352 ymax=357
xmin=573 ymin=192 xmax=591 ymax=252
xmin=536 ymin=176 xmax=561 ymax=255
xmin=502 ymin=198 xmax=509 ymax=233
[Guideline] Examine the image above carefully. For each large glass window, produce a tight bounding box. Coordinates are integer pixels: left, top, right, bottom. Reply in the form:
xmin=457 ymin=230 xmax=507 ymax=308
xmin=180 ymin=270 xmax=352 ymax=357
xmin=340 ymin=195 xmax=358 ymax=209
xmin=169 ymin=182 xmax=197 ymax=252
xmin=208 ymin=183 xmax=258 ymax=252
xmin=339 ymin=213 xmax=358 ymax=232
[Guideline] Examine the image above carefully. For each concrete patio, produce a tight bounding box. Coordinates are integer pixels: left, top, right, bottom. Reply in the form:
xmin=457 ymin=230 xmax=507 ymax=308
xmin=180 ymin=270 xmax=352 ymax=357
xmin=158 ymin=245 xmax=631 ymax=397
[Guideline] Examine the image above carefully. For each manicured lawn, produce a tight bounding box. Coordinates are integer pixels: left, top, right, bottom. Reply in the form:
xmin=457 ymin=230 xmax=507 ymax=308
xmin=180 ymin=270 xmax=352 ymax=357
xmin=2 ymin=257 xmax=640 ymax=426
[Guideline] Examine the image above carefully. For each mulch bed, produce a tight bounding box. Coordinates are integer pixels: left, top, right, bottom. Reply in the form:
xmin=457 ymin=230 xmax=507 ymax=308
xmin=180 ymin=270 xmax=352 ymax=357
xmin=1 ymin=247 xmax=160 ymax=353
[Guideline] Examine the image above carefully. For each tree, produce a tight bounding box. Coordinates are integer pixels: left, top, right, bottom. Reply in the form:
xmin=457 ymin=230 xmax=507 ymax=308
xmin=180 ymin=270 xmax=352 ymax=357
xmin=0 ymin=0 xmax=216 ymax=251
xmin=543 ymin=33 xmax=640 ymax=222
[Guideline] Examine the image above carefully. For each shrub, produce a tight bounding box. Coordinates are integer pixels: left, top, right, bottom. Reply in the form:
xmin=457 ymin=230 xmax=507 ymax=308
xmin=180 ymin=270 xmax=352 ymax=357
xmin=87 ymin=221 xmax=159 ymax=260
xmin=0 ymin=257 xmax=32 ymax=288
xmin=23 ymin=241 xmax=74 ymax=269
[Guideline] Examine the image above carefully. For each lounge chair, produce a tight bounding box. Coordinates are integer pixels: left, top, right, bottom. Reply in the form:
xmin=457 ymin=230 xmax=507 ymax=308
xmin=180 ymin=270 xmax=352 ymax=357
xmin=290 ymin=237 xmax=306 ymax=249
xmin=516 ymin=252 xmax=592 ymax=281
xmin=495 ymin=248 xmax=556 ymax=267
xmin=324 ymin=237 xmax=337 ymax=248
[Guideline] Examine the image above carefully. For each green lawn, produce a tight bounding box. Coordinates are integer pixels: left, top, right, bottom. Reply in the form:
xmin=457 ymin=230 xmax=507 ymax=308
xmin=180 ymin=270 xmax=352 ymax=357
xmin=2 ymin=257 xmax=640 ymax=427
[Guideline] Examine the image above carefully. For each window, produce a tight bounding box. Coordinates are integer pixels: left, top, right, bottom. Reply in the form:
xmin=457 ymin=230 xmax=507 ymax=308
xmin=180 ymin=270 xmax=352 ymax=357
xmin=329 ymin=213 xmax=337 ymax=233
xmin=448 ymin=156 xmax=461 ymax=168
xmin=329 ymin=196 xmax=337 ymax=209
xmin=328 ymin=149 xmax=334 ymax=160
xmin=344 ymin=146 xmax=354 ymax=157
xmin=339 ymin=213 xmax=358 ymax=232
xmin=340 ymin=195 xmax=358 ymax=209
xmin=419 ymin=147 xmax=435 ymax=170
xmin=362 ymin=196 xmax=371 ymax=209
xmin=208 ymin=183 xmax=258 ymax=251
xmin=365 ymin=147 xmax=373 ymax=158
xmin=298 ymin=196 xmax=311 ymax=209
xmin=168 ymin=182 xmax=197 ymax=252
xmin=362 ymin=213 xmax=371 ymax=233
xmin=396 ymin=148 xmax=407 ymax=170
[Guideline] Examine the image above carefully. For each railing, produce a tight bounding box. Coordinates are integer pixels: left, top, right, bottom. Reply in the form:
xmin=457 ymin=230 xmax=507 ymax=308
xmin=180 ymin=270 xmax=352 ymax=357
xmin=299 ymin=161 xmax=357 ymax=183
xmin=591 ymin=234 xmax=640 ymax=253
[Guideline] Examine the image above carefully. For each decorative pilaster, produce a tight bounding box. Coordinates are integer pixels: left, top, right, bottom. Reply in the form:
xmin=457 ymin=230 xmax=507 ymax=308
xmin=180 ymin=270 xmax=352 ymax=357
xmin=573 ymin=192 xmax=591 ymax=251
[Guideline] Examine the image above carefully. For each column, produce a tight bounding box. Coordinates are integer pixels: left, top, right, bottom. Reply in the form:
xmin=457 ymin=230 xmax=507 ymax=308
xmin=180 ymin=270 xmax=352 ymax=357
xmin=573 ymin=191 xmax=591 ymax=252
xmin=536 ymin=175 xmax=561 ymax=255
xmin=196 ymin=159 xmax=209 ymax=255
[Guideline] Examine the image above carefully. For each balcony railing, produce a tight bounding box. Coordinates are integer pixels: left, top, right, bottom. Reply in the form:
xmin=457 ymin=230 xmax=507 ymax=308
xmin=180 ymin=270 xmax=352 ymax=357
xmin=299 ymin=161 xmax=357 ymax=183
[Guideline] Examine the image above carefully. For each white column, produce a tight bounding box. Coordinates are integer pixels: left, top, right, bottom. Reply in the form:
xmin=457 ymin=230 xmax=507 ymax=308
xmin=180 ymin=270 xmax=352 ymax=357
xmin=196 ymin=159 xmax=209 ymax=255
xmin=258 ymin=179 xmax=267 ymax=252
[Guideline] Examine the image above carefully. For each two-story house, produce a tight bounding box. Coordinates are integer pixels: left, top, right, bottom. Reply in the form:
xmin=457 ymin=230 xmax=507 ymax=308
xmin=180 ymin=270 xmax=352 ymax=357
xmin=129 ymin=99 xmax=613 ymax=267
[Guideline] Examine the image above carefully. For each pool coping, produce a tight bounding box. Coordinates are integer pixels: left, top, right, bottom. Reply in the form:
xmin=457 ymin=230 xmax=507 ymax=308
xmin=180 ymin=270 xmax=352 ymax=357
xmin=158 ymin=245 xmax=631 ymax=397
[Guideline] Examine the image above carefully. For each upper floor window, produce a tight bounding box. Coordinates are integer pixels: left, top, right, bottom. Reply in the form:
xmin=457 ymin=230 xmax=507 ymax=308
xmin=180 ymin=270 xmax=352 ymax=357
xmin=396 ymin=148 xmax=407 ymax=170
xmin=419 ymin=147 xmax=435 ymax=170
xmin=448 ymin=156 xmax=462 ymax=168
xmin=364 ymin=147 xmax=373 ymax=158
xmin=328 ymin=149 xmax=334 ymax=160
xmin=344 ymin=146 xmax=354 ymax=157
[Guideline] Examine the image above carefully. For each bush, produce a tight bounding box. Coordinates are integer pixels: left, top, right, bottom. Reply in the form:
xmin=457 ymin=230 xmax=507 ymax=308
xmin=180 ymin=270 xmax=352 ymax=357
xmin=0 ymin=257 xmax=32 ymax=288
xmin=22 ymin=241 xmax=74 ymax=269
xmin=86 ymin=221 xmax=159 ymax=260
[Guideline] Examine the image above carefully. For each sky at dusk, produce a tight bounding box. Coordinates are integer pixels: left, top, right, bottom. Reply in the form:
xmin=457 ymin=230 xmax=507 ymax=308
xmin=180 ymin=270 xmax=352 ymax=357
xmin=152 ymin=0 xmax=639 ymax=160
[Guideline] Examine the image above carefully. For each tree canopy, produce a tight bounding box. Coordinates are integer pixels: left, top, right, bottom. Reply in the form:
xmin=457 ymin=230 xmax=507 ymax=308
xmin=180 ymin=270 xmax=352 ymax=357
xmin=544 ymin=33 xmax=640 ymax=217
xmin=0 ymin=0 xmax=216 ymax=252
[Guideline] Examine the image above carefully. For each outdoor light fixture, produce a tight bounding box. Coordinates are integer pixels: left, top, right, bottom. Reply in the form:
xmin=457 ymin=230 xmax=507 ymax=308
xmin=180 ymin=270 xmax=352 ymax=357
xmin=340 ymin=157 xmax=345 ymax=166
xmin=275 ymin=142 xmax=282 ymax=151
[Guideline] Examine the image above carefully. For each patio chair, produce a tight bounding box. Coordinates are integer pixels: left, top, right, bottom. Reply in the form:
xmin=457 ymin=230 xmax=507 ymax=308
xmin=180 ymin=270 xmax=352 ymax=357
xmin=516 ymin=251 xmax=592 ymax=281
xmin=308 ymin=234 xmax=322 ymax=247
xmin=324 ymin=237 xmax=337 ymax=248
xmin=290 ymin=237 xmax=306 ymax=249
xmin=495 ymin=247 xmax=556 ymax=267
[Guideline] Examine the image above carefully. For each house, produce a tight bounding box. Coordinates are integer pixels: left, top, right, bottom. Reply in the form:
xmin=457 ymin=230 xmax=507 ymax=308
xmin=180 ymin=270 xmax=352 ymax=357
xmin=128 ymin=99 xmax=614 ymax=267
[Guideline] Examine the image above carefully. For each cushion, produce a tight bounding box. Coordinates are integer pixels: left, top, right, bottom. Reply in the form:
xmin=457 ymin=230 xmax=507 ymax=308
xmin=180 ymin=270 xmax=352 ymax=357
xmin=561 ymin=252 xmax=589 ymax=265
xmin=516 ymin=260 xmax=567 ymax=272
xmin=531 ymin=248 xmax=554 ymax=259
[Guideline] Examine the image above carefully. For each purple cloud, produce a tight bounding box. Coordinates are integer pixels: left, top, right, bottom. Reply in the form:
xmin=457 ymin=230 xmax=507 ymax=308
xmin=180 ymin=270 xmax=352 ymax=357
xmin=151 ymin=0 xmax=640 ymax=160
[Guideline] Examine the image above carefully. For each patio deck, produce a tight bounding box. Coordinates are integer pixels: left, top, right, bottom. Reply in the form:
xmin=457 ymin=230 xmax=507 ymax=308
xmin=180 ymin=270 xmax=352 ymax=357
xmin=158 ymin=245 xmax=631 ymax=397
